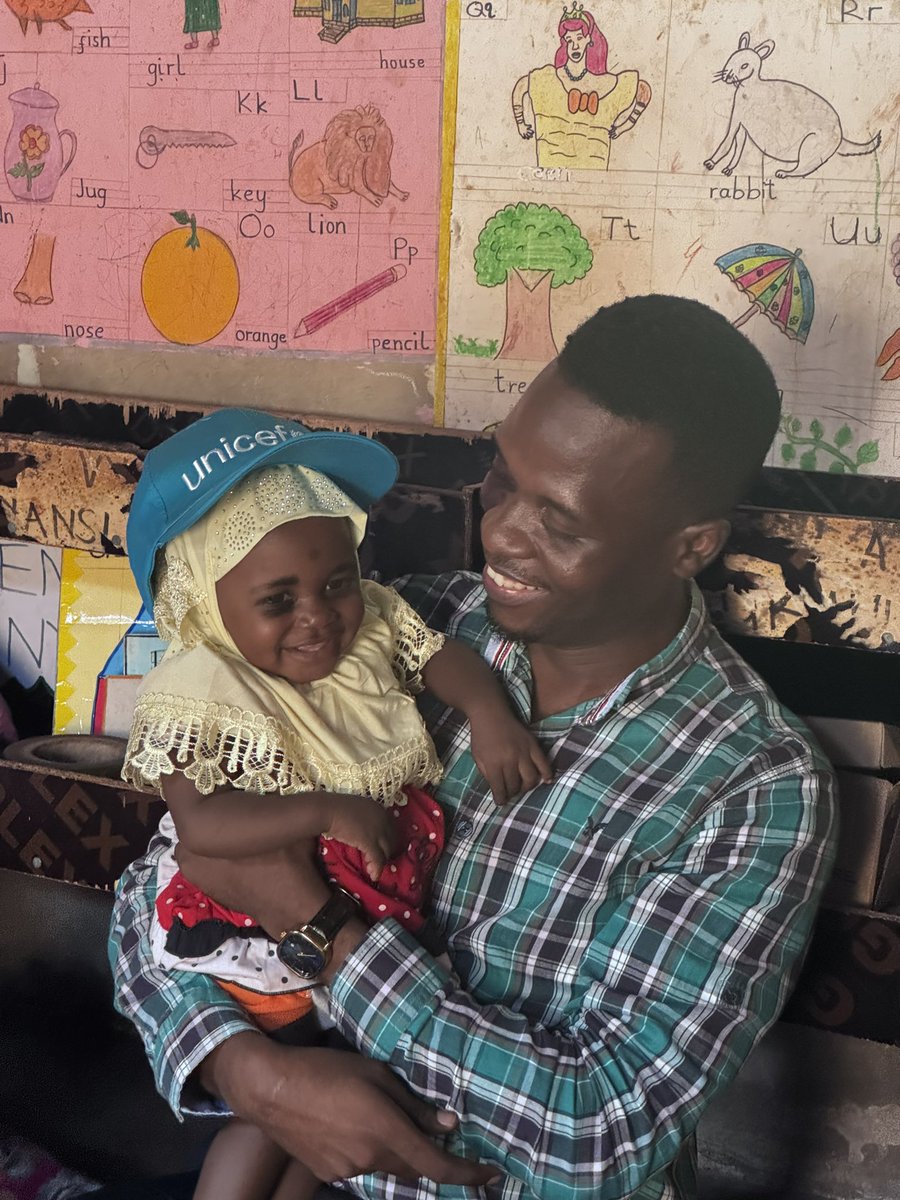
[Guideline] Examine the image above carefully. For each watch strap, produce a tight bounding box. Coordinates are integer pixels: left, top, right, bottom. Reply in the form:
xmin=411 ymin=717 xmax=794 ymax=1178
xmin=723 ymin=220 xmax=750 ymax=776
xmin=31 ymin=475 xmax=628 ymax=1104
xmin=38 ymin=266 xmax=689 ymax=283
xmin=303 ymin=886 xmax=361 ymax=945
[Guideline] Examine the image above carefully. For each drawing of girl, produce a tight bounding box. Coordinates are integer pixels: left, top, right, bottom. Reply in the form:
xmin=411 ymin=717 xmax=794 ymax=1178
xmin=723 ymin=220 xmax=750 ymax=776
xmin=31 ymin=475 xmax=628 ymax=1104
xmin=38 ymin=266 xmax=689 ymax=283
xmin=511 ymin=4 xmax=651 ymax=171
xmin=184 ymin=0 xmax=220 ymax=49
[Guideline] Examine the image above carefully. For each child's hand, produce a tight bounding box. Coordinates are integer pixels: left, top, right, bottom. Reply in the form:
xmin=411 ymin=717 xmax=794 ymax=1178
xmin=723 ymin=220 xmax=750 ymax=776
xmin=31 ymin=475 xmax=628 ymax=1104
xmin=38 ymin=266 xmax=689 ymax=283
xmin=469 ymin=710 xmax=552 ymax=806
xmin=324 ymin=794 xmax=401 ymax=882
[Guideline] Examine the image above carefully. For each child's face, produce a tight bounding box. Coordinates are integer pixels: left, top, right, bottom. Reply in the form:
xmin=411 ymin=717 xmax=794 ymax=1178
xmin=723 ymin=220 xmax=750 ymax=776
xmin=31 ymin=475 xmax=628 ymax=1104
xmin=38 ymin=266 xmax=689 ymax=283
xmin=215 ymin=516 xmax=365 ymax=685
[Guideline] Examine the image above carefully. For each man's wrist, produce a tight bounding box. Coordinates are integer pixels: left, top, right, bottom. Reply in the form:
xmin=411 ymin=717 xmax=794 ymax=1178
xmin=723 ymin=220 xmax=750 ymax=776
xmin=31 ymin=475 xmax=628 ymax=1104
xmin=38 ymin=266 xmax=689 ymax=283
xmin=255 ymin=871 xmax=332 ymax=940
xmin=276 ymin=887 xmax=369 ymax=983
xmin=199 ymin=1030 xmax=271 ymax=1112
xmin=319 ymin=915 xmax=368 ymax=985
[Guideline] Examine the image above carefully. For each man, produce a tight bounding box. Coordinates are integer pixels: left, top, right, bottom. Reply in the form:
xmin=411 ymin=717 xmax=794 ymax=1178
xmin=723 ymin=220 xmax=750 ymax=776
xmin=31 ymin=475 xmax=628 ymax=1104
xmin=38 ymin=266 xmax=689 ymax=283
xmin=111 ymin=295 xmax=836 ymax=1200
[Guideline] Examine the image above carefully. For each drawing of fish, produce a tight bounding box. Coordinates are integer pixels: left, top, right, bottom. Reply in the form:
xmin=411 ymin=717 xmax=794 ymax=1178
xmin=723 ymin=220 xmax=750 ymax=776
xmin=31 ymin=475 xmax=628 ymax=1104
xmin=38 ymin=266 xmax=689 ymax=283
xmin=4 ymin=0 xmax=93 ymax=34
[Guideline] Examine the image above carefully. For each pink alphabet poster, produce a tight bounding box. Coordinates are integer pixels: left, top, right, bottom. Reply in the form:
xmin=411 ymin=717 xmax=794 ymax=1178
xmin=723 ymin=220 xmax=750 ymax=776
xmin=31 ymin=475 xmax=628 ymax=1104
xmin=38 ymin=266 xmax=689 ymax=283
xmin=0 ymin=0 xmax=443 ymax=358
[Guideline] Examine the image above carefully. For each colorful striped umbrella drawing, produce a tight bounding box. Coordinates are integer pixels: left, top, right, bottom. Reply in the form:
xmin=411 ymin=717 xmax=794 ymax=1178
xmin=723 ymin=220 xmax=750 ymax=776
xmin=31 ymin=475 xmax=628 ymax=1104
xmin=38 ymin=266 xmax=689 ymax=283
xmin=714 ymin=243 xmax=815 ymax=344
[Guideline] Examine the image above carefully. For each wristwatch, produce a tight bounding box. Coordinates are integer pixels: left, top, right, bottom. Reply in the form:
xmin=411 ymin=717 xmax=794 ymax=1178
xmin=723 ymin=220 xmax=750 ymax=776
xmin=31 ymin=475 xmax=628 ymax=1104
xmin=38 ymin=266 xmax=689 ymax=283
xmin=275 ymin=887 xmax=361 ymax=981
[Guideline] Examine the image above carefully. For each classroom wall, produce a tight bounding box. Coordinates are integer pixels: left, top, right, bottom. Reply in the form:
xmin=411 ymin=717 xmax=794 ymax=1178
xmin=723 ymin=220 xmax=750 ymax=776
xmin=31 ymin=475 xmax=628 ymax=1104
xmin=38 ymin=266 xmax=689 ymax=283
xmin=1 ymin=1 xmax=898 ymax=447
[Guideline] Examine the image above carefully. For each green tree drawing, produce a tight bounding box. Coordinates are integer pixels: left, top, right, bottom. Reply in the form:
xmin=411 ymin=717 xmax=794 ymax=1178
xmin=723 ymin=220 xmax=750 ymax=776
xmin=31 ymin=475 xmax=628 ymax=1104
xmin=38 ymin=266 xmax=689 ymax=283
xmin=474 ymin=203 xmax=593 ymax=361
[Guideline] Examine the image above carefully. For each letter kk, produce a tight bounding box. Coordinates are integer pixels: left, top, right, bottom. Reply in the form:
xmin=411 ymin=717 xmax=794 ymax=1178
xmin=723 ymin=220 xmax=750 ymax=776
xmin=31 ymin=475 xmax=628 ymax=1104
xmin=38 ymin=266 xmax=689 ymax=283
xmin=238 ymin=91 xmax=269 ymax=114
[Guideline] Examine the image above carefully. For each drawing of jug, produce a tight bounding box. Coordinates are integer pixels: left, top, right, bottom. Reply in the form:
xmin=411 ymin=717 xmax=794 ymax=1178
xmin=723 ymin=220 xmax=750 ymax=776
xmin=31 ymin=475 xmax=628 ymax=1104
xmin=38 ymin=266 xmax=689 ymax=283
xmin=5 ymin=84 xmax=77 ymax=203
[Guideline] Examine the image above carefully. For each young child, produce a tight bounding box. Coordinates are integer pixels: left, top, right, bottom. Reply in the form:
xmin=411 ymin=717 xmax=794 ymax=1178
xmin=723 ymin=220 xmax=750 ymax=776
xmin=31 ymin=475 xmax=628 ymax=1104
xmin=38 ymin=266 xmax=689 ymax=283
xmin=119 ymin=409 xmax=552 ymax=1200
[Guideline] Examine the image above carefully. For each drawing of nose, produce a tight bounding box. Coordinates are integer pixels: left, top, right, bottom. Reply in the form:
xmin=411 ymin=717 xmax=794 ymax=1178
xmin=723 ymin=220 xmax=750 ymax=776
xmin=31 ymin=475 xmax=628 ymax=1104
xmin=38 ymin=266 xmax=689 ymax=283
xmin=877 ymin=327 xmax=900 ymax=381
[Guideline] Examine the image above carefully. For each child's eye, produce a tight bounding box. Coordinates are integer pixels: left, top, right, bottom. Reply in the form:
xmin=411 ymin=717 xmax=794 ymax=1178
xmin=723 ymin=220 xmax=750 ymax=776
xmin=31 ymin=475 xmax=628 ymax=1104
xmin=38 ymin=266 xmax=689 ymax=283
xmin=260 ymin=593 xmax=294 ymax=613
xmin=325 ymin=575 xmax=356 ymax=595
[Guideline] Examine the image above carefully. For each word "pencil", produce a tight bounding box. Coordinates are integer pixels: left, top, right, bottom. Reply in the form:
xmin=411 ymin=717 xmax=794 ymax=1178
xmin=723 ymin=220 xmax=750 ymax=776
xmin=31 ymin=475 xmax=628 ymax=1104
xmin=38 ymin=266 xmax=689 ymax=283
xmin=294 ymin=264 xmax=407 ymax=337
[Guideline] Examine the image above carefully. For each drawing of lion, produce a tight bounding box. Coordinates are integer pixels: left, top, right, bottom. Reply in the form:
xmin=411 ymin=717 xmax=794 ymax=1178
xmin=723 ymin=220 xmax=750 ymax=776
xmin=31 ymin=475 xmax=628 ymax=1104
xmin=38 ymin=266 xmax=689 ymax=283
xmin=288 ymin=103 xmax=409 ymax=210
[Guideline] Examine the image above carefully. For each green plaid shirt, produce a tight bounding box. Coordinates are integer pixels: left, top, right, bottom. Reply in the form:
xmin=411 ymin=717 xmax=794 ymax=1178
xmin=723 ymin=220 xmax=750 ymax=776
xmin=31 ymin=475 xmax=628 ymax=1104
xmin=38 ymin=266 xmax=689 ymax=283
xmin=111 ymin=572 xmax=836 ymax=1200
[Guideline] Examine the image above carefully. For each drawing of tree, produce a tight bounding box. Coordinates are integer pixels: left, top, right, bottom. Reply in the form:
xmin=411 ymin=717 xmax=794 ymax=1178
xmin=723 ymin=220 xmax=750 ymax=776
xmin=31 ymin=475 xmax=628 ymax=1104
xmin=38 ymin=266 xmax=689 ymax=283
xmin=474 ymin=203 xmax=593 ymax=360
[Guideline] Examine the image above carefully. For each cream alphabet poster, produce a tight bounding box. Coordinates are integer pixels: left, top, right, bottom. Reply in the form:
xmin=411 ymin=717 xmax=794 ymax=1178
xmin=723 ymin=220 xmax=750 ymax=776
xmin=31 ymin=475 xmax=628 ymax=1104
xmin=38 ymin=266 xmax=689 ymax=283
xmin=441 ymin=0 xmax=900 ymax=481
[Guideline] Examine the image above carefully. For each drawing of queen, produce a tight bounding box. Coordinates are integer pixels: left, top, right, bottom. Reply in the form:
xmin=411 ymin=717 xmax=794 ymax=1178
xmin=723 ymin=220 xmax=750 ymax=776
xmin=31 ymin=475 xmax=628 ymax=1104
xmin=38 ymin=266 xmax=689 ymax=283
xmin=511 ymin=5 xmax=650 ymax=171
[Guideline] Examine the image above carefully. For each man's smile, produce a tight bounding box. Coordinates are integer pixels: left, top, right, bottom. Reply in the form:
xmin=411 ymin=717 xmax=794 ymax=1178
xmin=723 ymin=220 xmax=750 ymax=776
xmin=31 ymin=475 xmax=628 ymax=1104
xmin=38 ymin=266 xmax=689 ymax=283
xmin=483 ymin=563 xmax=544 ymax=601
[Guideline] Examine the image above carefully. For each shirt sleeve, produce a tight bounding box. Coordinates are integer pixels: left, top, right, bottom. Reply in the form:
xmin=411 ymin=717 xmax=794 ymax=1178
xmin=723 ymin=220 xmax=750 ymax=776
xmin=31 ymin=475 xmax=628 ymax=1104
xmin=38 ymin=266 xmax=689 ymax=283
xmin=108 ymin=829 xmax=257 ymax=1117
xmin=329 ymin=766 xmax=836 ymax=1200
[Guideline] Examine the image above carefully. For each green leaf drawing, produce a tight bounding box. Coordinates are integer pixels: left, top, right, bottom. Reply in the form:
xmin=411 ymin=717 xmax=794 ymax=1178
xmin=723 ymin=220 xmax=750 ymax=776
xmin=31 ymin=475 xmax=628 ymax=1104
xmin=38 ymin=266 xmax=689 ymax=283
xmin=778 ymin=413 xmax=880 ymax=475
xmin=169 ymin=210 xmax=201 ymax=250
xmin=8 ymin=158 xmax=45 ymax=191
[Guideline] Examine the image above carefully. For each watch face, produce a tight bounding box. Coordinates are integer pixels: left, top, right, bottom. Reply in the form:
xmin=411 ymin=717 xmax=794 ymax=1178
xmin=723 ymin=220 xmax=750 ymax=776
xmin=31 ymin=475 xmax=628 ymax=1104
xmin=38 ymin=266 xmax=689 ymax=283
xmin=277 ymin=931 xmax=327 ymax=981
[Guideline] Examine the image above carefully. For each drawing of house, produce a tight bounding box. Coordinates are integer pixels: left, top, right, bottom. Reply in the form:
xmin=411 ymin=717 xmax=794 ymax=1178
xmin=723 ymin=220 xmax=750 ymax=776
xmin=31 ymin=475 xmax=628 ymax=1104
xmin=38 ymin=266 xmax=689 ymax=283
xmin=294 ymin=0 xmax=424 ymax=43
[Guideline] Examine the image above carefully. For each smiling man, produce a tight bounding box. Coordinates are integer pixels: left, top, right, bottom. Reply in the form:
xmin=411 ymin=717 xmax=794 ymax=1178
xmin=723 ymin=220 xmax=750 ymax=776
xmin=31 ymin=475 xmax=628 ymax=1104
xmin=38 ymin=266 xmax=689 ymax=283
xmin=111 ymin=295 xmax=836 ymax=1200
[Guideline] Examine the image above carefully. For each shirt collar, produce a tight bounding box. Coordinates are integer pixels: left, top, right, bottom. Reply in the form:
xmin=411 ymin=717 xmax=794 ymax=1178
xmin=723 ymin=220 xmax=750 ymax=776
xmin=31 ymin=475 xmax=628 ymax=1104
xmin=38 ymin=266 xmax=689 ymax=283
xmin=484 ymin=581 xmax=712 ymax=728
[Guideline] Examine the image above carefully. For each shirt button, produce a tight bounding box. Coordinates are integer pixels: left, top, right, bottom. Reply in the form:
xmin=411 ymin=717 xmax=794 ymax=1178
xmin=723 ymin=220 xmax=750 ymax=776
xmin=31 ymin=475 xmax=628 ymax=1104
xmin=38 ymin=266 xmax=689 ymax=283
xmin=455 ymin=817 xmax=474 ymax=837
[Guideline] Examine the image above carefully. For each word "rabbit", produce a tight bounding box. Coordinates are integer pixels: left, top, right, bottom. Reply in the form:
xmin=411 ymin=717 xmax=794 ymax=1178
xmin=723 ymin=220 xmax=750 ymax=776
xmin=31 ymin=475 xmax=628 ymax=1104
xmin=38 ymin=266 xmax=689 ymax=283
xmin=704 ymin=32 xmax=880 ymax=180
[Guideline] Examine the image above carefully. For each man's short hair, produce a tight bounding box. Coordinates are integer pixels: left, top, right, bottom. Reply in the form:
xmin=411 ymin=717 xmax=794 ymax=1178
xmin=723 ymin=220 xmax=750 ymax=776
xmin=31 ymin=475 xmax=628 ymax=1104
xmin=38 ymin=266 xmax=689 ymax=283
xmin=557 ymin=295 xmax=781 ymax=518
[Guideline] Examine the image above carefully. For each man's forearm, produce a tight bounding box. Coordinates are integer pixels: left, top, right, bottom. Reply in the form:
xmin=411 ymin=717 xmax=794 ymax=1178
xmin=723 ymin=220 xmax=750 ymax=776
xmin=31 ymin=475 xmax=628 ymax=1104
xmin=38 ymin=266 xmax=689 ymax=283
xmin=199 ymin=1030 xmax=273 ymax=1108
xmin=172 ymin=842 xmax=372 ymax=966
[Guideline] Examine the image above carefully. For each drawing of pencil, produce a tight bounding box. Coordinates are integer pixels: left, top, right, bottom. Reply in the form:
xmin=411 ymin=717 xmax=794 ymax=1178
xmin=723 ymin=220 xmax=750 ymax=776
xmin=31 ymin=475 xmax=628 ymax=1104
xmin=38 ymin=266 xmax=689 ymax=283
xmin=293 ymin=264 xmax=407 ymax=337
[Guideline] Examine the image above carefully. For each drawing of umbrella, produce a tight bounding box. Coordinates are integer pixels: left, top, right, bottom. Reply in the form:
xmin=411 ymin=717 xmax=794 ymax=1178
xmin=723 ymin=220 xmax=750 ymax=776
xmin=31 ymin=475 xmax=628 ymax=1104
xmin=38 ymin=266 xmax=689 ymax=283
xmin=714 ymin=243 xmax=815 ymax=344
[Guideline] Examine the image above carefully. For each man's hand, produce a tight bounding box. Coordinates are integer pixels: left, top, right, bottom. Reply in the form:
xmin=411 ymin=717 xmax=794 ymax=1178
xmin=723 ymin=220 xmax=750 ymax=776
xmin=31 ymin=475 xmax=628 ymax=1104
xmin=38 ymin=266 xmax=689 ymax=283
xmin=469 ymin=709 xmax=552 ymax=805
xmin=205 ymin=1034 xmax=500 ymax=1189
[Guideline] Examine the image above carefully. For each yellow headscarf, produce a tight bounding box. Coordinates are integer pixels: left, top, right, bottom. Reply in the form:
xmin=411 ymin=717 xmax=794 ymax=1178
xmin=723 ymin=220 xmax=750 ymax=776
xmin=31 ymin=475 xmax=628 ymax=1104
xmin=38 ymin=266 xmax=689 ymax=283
xmin=123 ymin=464 xmax=444 ymax=801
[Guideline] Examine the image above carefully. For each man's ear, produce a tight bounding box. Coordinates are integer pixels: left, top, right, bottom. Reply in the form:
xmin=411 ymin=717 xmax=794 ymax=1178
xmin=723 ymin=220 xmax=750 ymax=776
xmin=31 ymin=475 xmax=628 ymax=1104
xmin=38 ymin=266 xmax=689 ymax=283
xmin=671 ymin=518 xmax=731 ymax=580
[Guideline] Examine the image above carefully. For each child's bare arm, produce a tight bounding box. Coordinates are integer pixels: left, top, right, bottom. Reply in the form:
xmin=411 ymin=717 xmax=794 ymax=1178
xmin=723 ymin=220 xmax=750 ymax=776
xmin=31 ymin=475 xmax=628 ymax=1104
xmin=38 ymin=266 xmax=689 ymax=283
xmin=420 ymin=639 xmax=552 ymax=804
xmin=161 ymin=772 xmax=397 ymax=879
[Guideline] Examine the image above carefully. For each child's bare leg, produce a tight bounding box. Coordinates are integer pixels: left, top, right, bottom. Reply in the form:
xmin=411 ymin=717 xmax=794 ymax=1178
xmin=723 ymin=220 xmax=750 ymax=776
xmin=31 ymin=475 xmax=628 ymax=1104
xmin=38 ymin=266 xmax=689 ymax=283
xmin=271 ymin=1156 xmax=321 ymax=1200
xmin=194 ymin=1118 xmax=290 ymax=1200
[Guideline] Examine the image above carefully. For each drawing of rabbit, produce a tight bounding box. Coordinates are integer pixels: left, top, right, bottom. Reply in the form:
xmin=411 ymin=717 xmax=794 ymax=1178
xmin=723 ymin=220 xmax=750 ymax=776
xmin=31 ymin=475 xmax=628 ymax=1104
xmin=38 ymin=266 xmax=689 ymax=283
xmin=704 ymin=32 xmax=880 ymax=179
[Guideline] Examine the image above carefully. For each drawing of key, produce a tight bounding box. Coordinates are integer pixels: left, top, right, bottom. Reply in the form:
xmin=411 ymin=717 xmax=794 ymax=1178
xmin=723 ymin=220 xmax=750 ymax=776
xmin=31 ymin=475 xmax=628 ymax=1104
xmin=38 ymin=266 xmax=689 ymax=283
xmin=136 ymin=126 xmax=237 ymax=169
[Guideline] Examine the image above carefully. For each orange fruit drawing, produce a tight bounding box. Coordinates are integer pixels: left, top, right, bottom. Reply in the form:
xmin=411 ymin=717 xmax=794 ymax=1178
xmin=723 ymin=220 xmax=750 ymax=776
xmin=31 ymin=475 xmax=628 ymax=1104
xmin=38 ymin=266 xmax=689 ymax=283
xmin=141 ymin=210 xmax=239 ymax=345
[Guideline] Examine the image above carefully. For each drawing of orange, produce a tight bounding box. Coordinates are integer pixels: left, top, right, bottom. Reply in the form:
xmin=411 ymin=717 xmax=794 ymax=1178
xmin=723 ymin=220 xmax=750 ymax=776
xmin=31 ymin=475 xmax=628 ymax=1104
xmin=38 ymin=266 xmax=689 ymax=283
xmin=141 ymin=210 xmax=239 ymax=345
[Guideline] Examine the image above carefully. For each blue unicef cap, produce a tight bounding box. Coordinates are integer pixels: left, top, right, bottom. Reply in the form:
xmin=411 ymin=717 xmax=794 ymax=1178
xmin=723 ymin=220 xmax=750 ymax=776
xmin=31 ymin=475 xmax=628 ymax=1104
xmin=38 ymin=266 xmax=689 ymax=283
xmin=127 ymin=408 xmax=398 ymax=610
